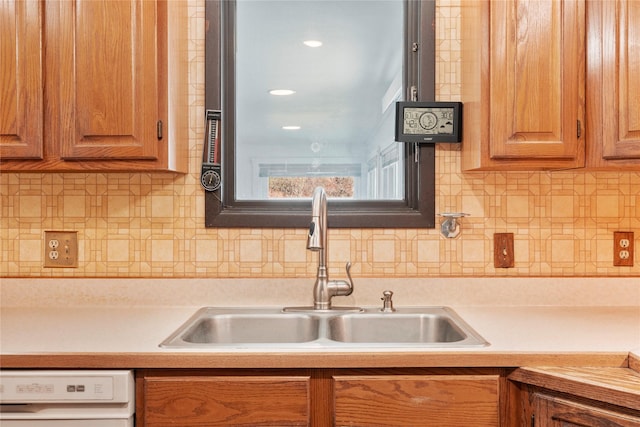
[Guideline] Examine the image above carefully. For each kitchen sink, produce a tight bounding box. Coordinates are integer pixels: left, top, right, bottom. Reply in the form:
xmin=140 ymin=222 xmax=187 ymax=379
xmin=160 ymin=307 xmax=488 ymax=349
xmin=162 ymin=308 xmax=320 ymax=346
xmin=328 ymin=311 xmax=467 ymax=343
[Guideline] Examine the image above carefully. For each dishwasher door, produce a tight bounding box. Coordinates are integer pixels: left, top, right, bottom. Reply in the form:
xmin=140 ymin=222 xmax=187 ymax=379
xmin=0 ymin=370 xmax=134 ymax=427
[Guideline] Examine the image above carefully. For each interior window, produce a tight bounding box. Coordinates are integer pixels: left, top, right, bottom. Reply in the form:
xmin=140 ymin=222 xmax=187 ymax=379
xmin=235 ymin=0 xmax=403 ymax=201
xmin=204 ymin=0 xmax=436 ymax=228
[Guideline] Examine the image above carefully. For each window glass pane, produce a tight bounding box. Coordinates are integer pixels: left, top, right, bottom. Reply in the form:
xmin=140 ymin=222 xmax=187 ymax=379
xmin=268 ymin=177 xmax=354 ymax=198
xmin=235 ymin=0 xmax=404 ymax=200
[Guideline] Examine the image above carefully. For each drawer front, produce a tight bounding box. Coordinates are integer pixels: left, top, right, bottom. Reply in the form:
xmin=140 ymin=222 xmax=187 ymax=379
xmin=142 ymin=375 xmax=310 ymax=426
xmin=334 ymin=374 xmax=500 ymax=427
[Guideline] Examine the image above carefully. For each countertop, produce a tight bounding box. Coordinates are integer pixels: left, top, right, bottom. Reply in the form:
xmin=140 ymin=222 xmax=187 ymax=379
xmin=2 ymin=306 xmax=639 ymax=369
xmin=1 ymin=278 xmax=639 ymax=369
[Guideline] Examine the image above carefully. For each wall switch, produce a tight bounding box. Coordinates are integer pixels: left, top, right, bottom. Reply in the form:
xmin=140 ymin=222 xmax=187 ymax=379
xmin=613 ymin=231 xmax=634 ymax=267
xmin=44 ymin=231 xmax=78 ymax=268
xmin=494 ymin=233 xmax=514 ymax=268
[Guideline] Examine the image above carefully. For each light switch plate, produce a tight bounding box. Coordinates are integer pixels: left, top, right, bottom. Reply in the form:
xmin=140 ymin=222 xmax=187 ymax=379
xmin=494 ymin=233 xmax=514 ymax=268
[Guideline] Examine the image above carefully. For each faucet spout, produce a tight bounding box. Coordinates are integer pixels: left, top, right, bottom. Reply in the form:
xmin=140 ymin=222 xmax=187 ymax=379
xmin=307 ymin=187 xmax=354 ymax=310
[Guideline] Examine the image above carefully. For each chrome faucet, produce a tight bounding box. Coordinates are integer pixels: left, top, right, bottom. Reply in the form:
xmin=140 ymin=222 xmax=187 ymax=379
xmin=307 ymin=187 xmax=354 ymax=310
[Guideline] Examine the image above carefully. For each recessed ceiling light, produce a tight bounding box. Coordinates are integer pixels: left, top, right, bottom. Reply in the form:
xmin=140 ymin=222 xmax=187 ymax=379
xmin=303 ymin=40 xmax=323 ymax=48
xmin=282 ymin=126 xmax=301 ymax=130
xmin=269 ymin=89 xmax=296 ymax=96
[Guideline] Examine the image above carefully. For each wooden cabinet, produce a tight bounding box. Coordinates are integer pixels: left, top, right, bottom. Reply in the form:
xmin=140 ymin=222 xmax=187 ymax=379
xmin=461 ymin=0 xmax=640 ymax=171
xmin=461 ymin=0 xmax=586 ymax=171
xmin=138 ymin=370 xmax=312 ymax=426
xmin=586 ymin=0 xmax=640 ymax=168
xmin=137 ymin=369 xmax=504 ymax=427
xmin=531 ymin=393 xmax=640 ymax=426
xmin=333 ymin=373 xmax=500 ymax=426
xmin=509 ymin=367 xmax=640 ymax=427
xmin=0 ymin=0 xmax=44 ymax=160
xmin=0 ymin=0 xmax=188 ymax=172
xmin=56 ymin=0 xmax=160 ymax=161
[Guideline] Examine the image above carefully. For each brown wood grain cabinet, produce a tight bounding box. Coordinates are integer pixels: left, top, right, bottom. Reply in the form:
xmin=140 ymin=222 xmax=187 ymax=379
xmin=509 ymin=367 xmax=640 ymax=426
xmin=0 ymin=0 xmax=44 ymax=160
xmin=461 ymin=0 xmax=640 ymax=171
xmin=134 ymin=366 xmax=640 ymax=426
xmin=530 ymin=394 xmax=640 ymax=427
xmin=586 ymin=0 xmax=640 ymax=169
xmin=137 ymin=368 xmax=505 ymax=427
xmin=333 ymin=373 xmax=500 ymax=426
xmin=461 ymin=0 xmax=586 ymax=171
xmin=0 ymin=0 xmax=188 ymax=172
xmin=139 ymin=371 xmax=312 ymax=426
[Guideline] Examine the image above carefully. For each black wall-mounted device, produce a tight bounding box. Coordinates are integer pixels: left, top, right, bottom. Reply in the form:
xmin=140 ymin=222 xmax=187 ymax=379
xmin=395 ymin=101 xmax=462 ymax=143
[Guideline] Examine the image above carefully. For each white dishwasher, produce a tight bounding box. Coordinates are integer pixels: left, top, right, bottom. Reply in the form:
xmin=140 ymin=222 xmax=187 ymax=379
xmin=0 ymin=370 xmax=134 ymax=427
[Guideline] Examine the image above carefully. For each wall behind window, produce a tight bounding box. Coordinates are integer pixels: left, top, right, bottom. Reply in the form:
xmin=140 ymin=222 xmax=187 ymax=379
xmin=1 ymin=0 xmax=639 ymax=278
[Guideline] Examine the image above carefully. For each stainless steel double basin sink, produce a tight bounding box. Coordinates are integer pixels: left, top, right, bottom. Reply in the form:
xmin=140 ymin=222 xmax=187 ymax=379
xmin=160 ymin=306 xmax=488 ymax=349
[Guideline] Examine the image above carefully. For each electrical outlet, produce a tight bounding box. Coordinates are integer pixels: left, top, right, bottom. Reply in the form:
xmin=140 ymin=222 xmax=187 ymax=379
xmin=44 ymin=231 xmax=78 ymax=268
xmin=494 ymin=233 xmax=514 ymax=268
xmin=613 ymin=231 xmax=634 ymax=267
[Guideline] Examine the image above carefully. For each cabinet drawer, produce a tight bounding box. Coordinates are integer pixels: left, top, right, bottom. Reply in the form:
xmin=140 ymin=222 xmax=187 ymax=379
xmin=142 ymin=375 xmax=310 ymax=426
xmin=333 ymin=374 xmax=500 ymax=426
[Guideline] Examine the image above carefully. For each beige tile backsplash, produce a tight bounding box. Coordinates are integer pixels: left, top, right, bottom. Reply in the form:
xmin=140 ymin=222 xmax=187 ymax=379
xmin=1 ymin=0 xmax=639 ymax=278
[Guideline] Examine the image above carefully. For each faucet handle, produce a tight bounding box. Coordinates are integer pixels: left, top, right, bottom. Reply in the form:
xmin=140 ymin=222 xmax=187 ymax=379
xmin=345 ymin=262 xmax=353 ymax=287
xmin=324 ymin=262 xmax=354 ymax=303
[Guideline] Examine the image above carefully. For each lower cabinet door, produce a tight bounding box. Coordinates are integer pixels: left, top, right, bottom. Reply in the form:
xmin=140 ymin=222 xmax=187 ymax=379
xmin=141 ymin=374 xmax=311 ymax=426
xmin=534 ymin=393 xmax=640 ymax=427
xmin=333 ymin=374 xmax=500 ymax=427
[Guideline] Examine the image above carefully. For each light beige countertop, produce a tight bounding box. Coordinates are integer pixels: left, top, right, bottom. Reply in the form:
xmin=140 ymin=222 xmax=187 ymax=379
xmin=1 ymin=278 xmax=639 ymax=369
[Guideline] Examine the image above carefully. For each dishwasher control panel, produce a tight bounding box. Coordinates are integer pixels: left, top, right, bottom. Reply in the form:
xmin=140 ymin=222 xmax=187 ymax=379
xmin=0 ymin=370 xmax=132 ymax=403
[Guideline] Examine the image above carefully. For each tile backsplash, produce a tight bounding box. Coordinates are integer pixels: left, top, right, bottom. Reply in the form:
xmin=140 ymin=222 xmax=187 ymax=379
xmin=1 ymin=0 xmax=639 ymax=278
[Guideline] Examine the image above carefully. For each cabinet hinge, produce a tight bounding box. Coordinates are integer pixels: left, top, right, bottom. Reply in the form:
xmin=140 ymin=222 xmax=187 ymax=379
xmin=157 ymin=120 xmax=163 ymax=140
xmin=577 ymin=120 xmax=582 ymax=138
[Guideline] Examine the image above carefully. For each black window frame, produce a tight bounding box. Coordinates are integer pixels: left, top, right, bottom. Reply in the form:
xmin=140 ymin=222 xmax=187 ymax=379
xmin=204 ymin=0 xmax=436 ymax=228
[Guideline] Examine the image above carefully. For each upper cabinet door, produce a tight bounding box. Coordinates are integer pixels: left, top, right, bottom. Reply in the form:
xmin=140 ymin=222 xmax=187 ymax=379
xmin=56 ymin=0 xmax=159 ymax=160
xmin=489 ymin=0 xmax=585 ymax=161
xmin=461 ymin=0 xmax=586 ymax=170
xmin=600 ymin=0 xmax=640 ymax=160
xmin=0 ymin=0 xmax=43 ymax=160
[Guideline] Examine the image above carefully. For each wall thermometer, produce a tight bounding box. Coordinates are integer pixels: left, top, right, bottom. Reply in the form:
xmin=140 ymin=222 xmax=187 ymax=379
xmin=201 ymin=110 xmax=222 ymax=192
